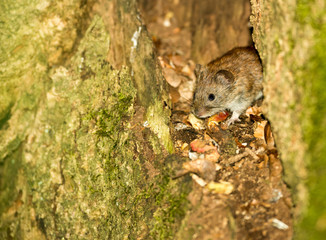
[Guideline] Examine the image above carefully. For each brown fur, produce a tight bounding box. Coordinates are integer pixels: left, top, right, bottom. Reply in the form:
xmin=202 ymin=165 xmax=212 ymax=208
xmin=192 ymin=47 xmax=263 ymax=124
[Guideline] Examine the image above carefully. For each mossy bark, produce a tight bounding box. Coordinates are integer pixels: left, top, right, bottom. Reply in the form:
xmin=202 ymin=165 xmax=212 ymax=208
xmin=0 ymin=0 xmax=189 ymax=239
xmin=250 ymin=0 xmax=326 ymax=239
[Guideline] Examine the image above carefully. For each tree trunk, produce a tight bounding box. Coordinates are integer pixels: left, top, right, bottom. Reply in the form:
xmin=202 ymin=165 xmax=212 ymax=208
xmin=251 ymin=0 xmax=326 ymax=239
xmin=0 ymin=0 xmax=189 ymax=239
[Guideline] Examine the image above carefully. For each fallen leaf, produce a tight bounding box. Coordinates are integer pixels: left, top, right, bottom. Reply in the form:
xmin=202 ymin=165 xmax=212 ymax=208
xmin=190 ymin=139 xmax=215 ymax=153
xmin=181 ymin=64 xmax=196 ymax=81
xmin=210 ymin=111 xmax=230 ymax=122
xmin=190 ymin=139 xmax=220 ymax=162
xmin=269 ymin=154 xmax=283 ymax=179
xmin=264 ymin=122 xmax=275 ymax=149
xmin=246 ymin=106 xmax=262 ymax=117
xmin=170 ymin=54 xmax=185 ymax=67
xmin=163 ymin=68 xmax=182 ymax=88
xmin=158 ymin=56 xmax=171 ymax=68
xmin=205 ymin=148 xmax=220 ymax=162
xmin=178 ymin=80 xmax=194 ymax=102
xmin=172 ymin=27 xmax=181 ymax=34
xmin=181 ymin=142 xmax=189 ymax=151
xmin=254 ymin=120 xmax=268 ymax=140
xmin=169 ymin=86 xmax=180 ymax=103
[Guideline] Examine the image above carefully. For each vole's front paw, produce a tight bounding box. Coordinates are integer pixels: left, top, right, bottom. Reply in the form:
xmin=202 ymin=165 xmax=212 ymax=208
xmin=226 ymin=117 xmax=241 ymax=126
xmin=226 ymin=110 xmax=242 ymax=126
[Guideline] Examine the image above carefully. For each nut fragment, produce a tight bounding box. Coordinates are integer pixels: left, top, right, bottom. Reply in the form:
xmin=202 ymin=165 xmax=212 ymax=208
xmin=271 ymin=218 xmax=289 ymax=230
xmin=187 ymin=113 xmax=205 ymax=130
xmin=191 ymin=174 xmax=207 ymax=187
xmin=206 ymin=181 xmax=234 ymax=194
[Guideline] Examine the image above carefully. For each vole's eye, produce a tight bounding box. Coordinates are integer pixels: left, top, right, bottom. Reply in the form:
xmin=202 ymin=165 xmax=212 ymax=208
xmin=208 ymin=94 xmax=215 ymax=101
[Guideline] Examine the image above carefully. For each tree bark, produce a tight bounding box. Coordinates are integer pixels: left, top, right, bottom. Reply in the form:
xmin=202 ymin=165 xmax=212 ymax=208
xmin=0 ymin=0 xmax=189 ymax=239
xmin=251 ymin=0 xmax=326 ymax=239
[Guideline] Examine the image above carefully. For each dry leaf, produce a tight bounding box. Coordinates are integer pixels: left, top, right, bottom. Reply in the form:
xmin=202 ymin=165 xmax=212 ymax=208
xmin=172 ymin=27 xmax=181 ymax=34
xmin=246 ymin=106 xmax=262 ymax=117
xmin=169 ymin=86 xmax=180 ymax=103
xmin=190 ymin=139 xmax=215 ymax=153
xmin=190 ymin=139 xmax=220 ymax=162
xmin=181 ymin=142 xmax=189 ymax=151
xmin=181 ymin=64 xmax=196 ymax=81
xmin=264 ymin=122 xmax=275 ymax=149
xmin=205 ymin=149 xmax=220 ymax=162
xmin=178 ymin=80 xmax=194 ymax=102
xmin=269 ymin=154 xmax=283 ymax=179
xmin=163 ymin=68 xmax=182 ymax=88
xmin=254 ymin=120 xmax=268 ymax=140
xmin=158 ymin=56 xmax=170 ymax=68
xmin=170 ymin=54 xmax=185 ymax=67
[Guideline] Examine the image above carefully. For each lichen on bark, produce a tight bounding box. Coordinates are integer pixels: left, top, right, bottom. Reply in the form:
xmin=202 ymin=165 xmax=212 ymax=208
xmin=0 ymin=1 xmax=190 ymax=239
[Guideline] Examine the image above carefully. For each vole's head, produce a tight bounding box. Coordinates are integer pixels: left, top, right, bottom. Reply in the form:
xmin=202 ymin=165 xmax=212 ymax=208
xmin=192 ymin=64 xmax=235 ymax=118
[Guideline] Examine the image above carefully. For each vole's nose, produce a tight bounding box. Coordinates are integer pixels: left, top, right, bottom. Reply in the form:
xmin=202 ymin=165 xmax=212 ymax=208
xmin=193 ymin=107 xmax=207 ymax=119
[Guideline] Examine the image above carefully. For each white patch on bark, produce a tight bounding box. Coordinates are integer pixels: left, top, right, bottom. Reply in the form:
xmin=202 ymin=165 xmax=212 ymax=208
xmin=130 ymin=26 xmax=142 ymax=62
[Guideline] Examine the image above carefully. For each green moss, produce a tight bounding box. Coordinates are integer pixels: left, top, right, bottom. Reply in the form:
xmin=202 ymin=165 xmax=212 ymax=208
xmin=0 ymin=103 xmax=13 ymax=131
xmin=146 ymin=99 xmax=175 ymax=153
xmin=0 ymin=1 xmax=189 ymax=238
xmin=0 ymin=143 xmax=22 ymax=214
xmin=149 ymin=156 xmax=191 ymax=239
xmin=24 ymin=15 xmax=188 ymax=239
xmin=0 ymin=0 xmax=49 ymax=165
xmin=296 ymin=1 xmax=326 ymax=239
xmin=0 ymin=144 xmax=23 ymax=239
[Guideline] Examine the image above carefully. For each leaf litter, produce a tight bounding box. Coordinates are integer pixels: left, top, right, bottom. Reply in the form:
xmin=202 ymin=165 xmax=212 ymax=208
xmin=139 ymin=2 xmax=293 ymax=239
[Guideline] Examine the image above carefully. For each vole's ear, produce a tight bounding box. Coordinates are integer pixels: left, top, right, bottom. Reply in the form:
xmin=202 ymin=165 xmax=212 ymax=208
xmin=194 ymin=64 xmax=202 ymax=78
xmin=194 ymin=64 xmax=208 ymax=79
xmin=216 ymin=70 xmax=234 ymax=85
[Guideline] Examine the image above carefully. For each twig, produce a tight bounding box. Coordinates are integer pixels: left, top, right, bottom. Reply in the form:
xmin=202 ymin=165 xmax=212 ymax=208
xmin=227 ymin=147 xmax=260 ymax=165
xmin=245 ymin=147 xmax=260 ymax=161
xmin=227 ymin=152 xmax=249 ymax=165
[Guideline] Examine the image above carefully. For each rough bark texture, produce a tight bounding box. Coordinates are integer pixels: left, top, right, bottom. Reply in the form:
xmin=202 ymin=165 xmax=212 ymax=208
xmin=0 ymin=0 xmax=190 ymax=239
xmin=139 ymin=0 xmax=251 ymax=65
xmin=189 ymin=0 xmax=251 ymax=64
xmin=251 ymin=0 xmax=326 ymax=239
